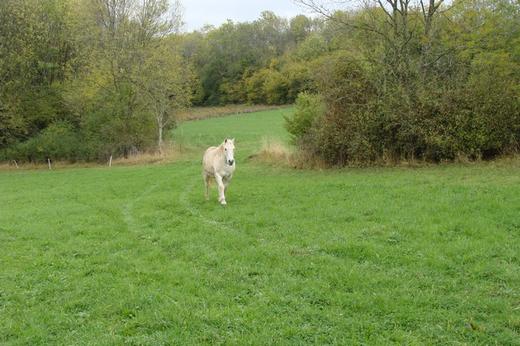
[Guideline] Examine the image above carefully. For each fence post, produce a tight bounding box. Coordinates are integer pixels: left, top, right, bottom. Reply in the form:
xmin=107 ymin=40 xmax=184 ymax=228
xmin=47 ymin=158 xmax=52 ymax=170
xmin=109 ymin=155 xmax=113 ymax=167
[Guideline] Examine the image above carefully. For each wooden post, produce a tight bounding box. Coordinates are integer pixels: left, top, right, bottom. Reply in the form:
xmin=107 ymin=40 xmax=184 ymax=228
xmin=109 ymin=155 xmax=113 ymax=167
xmin=47 ymin=158 xmax=52 ymax=170
xmin=13 ymin=160 xmax=19 ymax=169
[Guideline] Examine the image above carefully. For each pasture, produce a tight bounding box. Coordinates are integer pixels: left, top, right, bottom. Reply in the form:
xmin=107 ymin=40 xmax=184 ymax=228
xmin=1 ymin=109 xmax=519 ymax=344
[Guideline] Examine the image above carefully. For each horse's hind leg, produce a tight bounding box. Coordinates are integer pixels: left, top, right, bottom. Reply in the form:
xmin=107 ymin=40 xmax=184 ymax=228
xmin=203 ymin=172 xmax=210 ymax=200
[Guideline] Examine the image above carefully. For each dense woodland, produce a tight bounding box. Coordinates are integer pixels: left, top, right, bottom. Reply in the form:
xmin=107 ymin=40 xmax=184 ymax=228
xmin=0 ymin=0 xmax=519 ymax=164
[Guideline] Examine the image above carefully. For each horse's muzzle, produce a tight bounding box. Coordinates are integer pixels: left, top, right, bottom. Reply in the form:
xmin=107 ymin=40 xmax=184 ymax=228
xmin=228 ymin=160 xmax=234 ymax=166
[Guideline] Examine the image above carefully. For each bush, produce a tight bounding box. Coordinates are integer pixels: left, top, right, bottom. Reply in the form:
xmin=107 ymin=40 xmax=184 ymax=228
xmin=289 ymin=49 xmax=520 ymax=166
xmin=283 ymin=61 xmax=315 ymax=103
xmin=293 ymin=34 xmax=328 ymax=62
xmin=244 ymin=68 xmax=290 ymax=105
xmin=285 ymin=92 xmax=325 ymax=143
xmin=264 ymin=70 xmax=289 ymax=105
xmin=244 ymin=69 xmax=269 ymax=104
xmin=2 ymin=121 xmax=80 ymax=162
xmin=80 ymin=102 xmax=156 ymax=161
xmin=306 ymin=53 xmax=381 ymax=165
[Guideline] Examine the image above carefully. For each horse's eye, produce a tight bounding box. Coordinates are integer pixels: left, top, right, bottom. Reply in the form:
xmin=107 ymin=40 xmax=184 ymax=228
xmin=225 ymin=149 xmax=227 ymax=151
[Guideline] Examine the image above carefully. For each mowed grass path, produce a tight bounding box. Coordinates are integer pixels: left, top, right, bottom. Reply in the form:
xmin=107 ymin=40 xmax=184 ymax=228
xmin=1 ymin=109 xmax=520 ymax=344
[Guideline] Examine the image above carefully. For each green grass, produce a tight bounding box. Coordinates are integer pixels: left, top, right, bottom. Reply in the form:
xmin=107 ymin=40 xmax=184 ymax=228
xmin=174 ymin=108 xmax=291 ymax=159
xmin=1 ymin=108 xmax=520 ymax=344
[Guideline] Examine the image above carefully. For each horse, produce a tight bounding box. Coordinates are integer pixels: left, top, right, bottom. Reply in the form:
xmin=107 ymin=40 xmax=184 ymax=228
xmin=202 ymin=138 xmax=236 ymax=205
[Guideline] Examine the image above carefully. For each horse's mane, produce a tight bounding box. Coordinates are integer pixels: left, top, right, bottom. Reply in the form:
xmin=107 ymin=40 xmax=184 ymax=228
xmin=217 ymin=141 xmax=225 ymax=154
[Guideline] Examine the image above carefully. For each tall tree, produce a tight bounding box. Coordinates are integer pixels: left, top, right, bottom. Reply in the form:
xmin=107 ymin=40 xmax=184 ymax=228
xmin=73 ymin=0 xmax=186 ymax=155
xmin=135 ymin=41 xmax=193 ymax=150
xmin=296 ymin=0 xmax=451 ymax=84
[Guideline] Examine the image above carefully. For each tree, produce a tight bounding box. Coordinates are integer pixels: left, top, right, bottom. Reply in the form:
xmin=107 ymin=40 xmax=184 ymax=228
xmin=135 ymin=41 xmax=193 ymax=150
xmin=73 ymin=0 xmax=187 ymax=156
xmin=186 ymin=12 xmax=293 ymax=105
xmin=296 ymin=0 xmax=450 ymax=83
xmin=0 ymin=0 xmax=77 ymax=147
xmin=288 ymin=0 xmax=519 ymax=164
xmin=289 ymin=14 xmax=313 ymax=43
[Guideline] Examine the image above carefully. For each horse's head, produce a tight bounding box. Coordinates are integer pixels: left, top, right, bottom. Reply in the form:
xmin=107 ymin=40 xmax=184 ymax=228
xmin=223 ymin=138 xmax=235 ymax=166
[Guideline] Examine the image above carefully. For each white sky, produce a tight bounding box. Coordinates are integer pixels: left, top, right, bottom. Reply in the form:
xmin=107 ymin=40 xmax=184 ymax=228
xmin=181 ymin=0 xmax=311 ymax=31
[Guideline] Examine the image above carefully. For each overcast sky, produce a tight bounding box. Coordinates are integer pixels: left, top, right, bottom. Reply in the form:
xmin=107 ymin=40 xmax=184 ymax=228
xmin=181 ymin=0 xmax=311 ymax=31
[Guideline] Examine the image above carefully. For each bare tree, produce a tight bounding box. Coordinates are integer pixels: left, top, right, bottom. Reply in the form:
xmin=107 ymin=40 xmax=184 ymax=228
xmin=134 ymin=0 xmax=184 ymax=44
xmin=295 ymin=0 xmax=450 ymax=81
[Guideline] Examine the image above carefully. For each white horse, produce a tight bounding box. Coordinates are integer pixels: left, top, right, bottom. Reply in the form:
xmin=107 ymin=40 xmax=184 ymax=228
xmin=202 ymin=138 xmax=235 ymax=205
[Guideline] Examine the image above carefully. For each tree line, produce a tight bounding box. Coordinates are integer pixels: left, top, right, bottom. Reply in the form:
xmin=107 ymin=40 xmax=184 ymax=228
xmin=285 ymin=0 xmax=519 ymax=164
xmin=1 ymin=0 xmax=191 ymax=161
xmin=1 ymin=0 xmax=518 ymax=164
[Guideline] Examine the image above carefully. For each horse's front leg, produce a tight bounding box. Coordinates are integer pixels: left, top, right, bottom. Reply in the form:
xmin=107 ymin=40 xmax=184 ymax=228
xmin=214 ymin=174 xmax=226 ymax=205
xmin=223 ymin=175 xmax=232 ymax=193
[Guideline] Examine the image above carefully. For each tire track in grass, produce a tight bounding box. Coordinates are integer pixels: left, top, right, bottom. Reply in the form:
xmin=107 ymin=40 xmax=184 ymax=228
xmin=121 ymin=181 xmax=165 ymax=235
xmin=178 ymin=176 xmax=240 ymax=233
xmin=120 ymin=170 xmax=193 ymax=236
xmin=120 ymin=165 xmax=239 ymax=238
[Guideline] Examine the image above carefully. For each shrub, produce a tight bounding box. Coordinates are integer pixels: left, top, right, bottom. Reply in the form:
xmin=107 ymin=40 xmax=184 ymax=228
xmin=293 ymin=34 xmax=328 ymax=62
xmin=306 ymin=53 xmax=381 ymax=165
xmin=289 ymin=49 xmax=520 ymax=166
xmin=244 ymin=69 xmax=269 ymax=104
xmin=2 ymin=121 xmax=80 ymax=162
xmin=264 ymin=70 xmax=289 ymax=105
xmin=283 ymin=61 xmax=315 ymax=103
xmin=285 ymin=92 xmax=325 ymax=144
xmin=80 ymin=104 xmax=156 ymax=161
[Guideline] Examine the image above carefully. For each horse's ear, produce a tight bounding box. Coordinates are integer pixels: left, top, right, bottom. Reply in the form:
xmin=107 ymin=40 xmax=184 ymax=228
xmin=231 ymin=138 xmax=235 ymax=143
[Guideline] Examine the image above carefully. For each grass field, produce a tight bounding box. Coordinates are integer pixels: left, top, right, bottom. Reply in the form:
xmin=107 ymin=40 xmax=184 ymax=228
xmin=1 ymin=108 xmax=520 ymax=344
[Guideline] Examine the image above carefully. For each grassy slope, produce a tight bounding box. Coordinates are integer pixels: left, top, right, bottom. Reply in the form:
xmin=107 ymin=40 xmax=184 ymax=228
xmin=174 ymin=108 xmax=291 ymax=159
xmin=1 ymin=108 xmax=519 ymax=345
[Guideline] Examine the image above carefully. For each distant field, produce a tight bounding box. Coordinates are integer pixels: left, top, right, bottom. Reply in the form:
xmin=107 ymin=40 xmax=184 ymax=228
xmin=178 ymin=104 xmax=290 ymax=121
xmin=1 ymin=108 xmax=519 ymax=344
xmin=174 ymin=107 xmax=292 ymax=158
